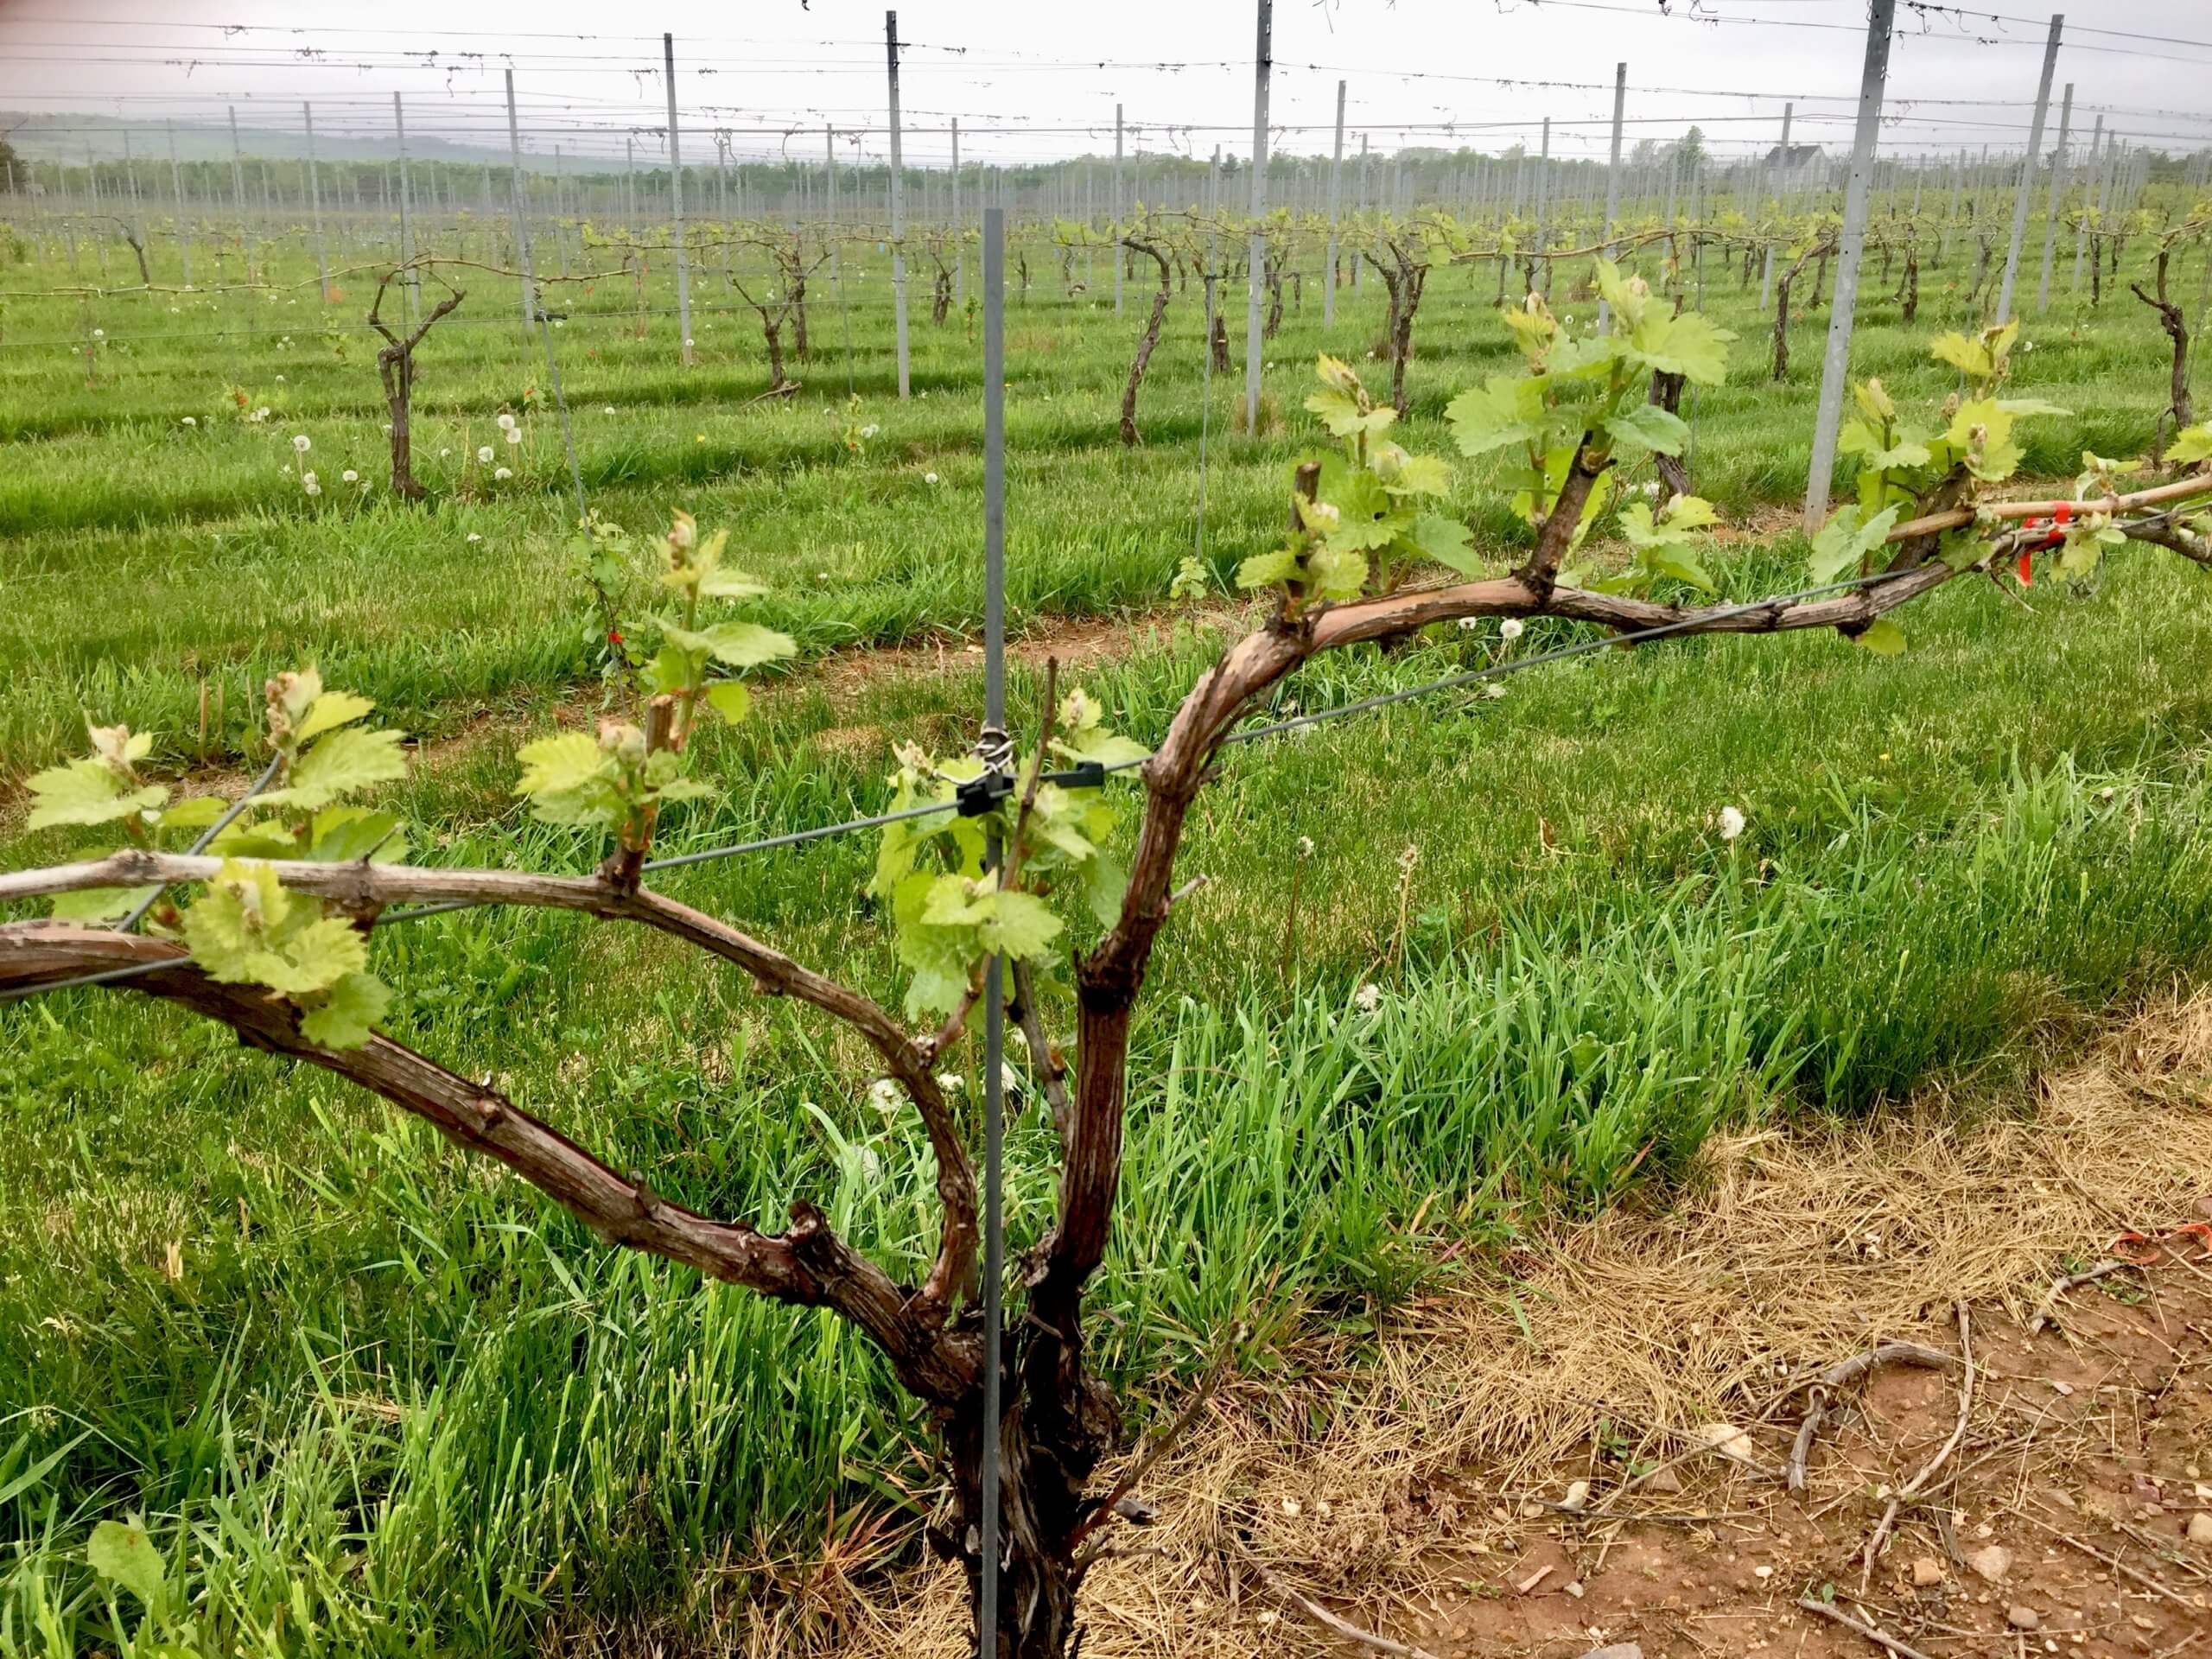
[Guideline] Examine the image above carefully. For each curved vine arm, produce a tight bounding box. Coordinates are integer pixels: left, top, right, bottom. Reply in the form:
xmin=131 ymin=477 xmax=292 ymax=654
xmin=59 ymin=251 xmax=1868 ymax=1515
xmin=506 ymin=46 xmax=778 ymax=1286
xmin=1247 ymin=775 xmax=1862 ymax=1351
xmin=0 ymin=922 xmax=978 ymax=1403
xmin=0 ymin=855 xmax=980 ymax=1341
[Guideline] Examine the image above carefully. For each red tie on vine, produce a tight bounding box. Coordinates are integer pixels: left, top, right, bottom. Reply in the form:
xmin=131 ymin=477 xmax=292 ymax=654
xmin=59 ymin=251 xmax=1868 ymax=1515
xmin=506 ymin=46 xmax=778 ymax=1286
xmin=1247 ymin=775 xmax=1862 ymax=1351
xmin=2015 ymin=501 xmax=2072 ymax=585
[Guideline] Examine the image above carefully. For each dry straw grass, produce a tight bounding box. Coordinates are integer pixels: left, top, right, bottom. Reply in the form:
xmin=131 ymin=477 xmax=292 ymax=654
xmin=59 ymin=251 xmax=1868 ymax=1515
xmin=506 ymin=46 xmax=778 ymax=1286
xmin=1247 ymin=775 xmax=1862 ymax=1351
xmin=815 ymin=994 xmax=2212 ymax=1659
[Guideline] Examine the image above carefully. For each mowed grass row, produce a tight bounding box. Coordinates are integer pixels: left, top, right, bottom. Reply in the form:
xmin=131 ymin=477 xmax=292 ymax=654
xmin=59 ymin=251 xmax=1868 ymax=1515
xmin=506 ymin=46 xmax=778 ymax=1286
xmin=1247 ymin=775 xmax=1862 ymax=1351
xmin=0 ymin=199 xmax=2196 ymax=771
xmin=4 ymin=194 xmax=2212 ymax=1654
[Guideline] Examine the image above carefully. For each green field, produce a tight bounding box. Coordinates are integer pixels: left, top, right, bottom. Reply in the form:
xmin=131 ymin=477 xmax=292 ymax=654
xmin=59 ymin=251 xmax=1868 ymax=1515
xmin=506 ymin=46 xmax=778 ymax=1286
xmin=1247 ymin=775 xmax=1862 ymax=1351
xmin=4 ymin=193 xmax=2212 ymax=1654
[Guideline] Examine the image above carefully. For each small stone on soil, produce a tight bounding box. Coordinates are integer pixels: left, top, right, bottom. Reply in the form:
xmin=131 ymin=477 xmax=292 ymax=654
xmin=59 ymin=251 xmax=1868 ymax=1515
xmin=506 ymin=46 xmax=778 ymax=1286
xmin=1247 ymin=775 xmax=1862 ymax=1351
xmin=1911 ymin=1557 xmax=1945 ymax=1586
xmin=2007 ymin=1605 xmax=2042 ymax=1631
xmin=1970 ymin=1544 xmax=2013 ymax=1583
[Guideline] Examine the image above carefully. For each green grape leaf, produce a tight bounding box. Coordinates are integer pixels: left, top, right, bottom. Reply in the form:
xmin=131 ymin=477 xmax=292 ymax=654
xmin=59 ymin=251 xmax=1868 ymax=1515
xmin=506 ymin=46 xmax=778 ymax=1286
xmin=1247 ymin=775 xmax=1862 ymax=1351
xmin=293 ymin=690 xmax=375 ymax=746
xmin=267 ymin=916 xmax=371 ymax=995
xmin=1381 ymin=453 xmax=1452 ymax=497
xmin=1445 ymin=373 xmax=1548 ymax=457
xmin=306 ymin=807 xmax=406 ymax=864
xmin=1853 ymin=618 xmax=1907 ymax=656
xmin=1929 ymin=331 xmax=1993 ymax=378
xmin=1643 ymin=546 xmax=1715 ymax=591
xmin=86 ymin=1518 xmax=167 ymax=1617
xmin=1305 ymin=388 xmax=1399 ymax=436
xmin=2167 ymin=423 xmax=2212 ymax=466
xmin=1625 ymin=309 xmax=1733 ymax=385
xmin=695 ymin=620 xmax=797 ymax=669
xmin=180 ymin=860 xmax=292 ymax=981
xmin=156 ymin=795 xmax=230 ymax=831
xmin=261 ymin=728 xmax=406 ymax=810
xmin=1406 ymin=512 xmax=1480 ymax=575
xmin=1660 ymin=495 xmax=1720 ymax=533
xmin=1235 ymin=546 xmax=1301 ymax=590
xmin=703 ymin=681 xmax=753 ymax=723
xmin=980 ymin=888 xmax=1063 ymax=960
xmin=1601 ymin=402 xmax=1689 ymax=456
xmin=515 ymin=732 xmax=608 ymax=797
xmin=26 ymin=760 xmax=167 ymax=830
xmin=515 ymin=733 xmax=625 ymax=830
xmin=1947 ymin=398 xmax=2021 ymax=481
xmin=696 ymin=566 xmax=768 ymax=600
xmin=300 ymin=971 xmax=391 ymax=1049
xmin=1808 ymin=503 xmax=1902 ymax=582
xmin=52 ymin=884 xmax=159 ymax=924
xmin=1304 ymin=543 xmax=1370 ymax=601
xmin=640 ymin=645 xmax=694 ymax=696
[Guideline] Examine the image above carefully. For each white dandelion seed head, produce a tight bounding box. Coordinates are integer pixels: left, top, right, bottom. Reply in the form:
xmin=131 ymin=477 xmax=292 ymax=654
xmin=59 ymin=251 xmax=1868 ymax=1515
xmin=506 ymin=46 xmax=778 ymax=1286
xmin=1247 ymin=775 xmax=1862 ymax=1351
xmin=300 ymin=472 xmax=321 ymax=496
xmin=1458 ymin=616 xmax=1481 ymax=632
xmin=1641 ymin=479 xmax=1662 ymax=499
xmin=496 ymin=412 xmax=516 ymax=430
xmin=92 ymin=327 xmax=104 ymax=338
xmin=1295 ymin=835 xmax=1315 ymax=858
xmin=505 ymin=427 xmax=522 ymax=444
xmin=493 ymin=466 xmax=512 ymax=480
xmin=935 ymin=1072 xmax=965 ymax=1095
xmin=861 ymin=423 xmax=880 ymax=438
xmin=291 ymin=435 xmax=311 ymax=453
xmin=181 ymin=416 xmax=197 ymax=426
xmin=603 ymin=406 xmax=617 ymax=415
xmin=439 ymin=448 xmax=451 ymax=458
xmin=466 ymin=532 xmax=482 ymax=543
xmin=340 ymin=469 xmax=359 ymax=483
xmin=1353 ymin=982 xmax=1382 ymax=1014
xmin=868 ymin=1077 xmax=901 ymax=1116
xmin=1717 ymin=804 xmax=1746 ymax=841
xmin=274 ymin=374 xmax=286 ymax=383
xmin=1483 ymin=683 xmax=1506 ymax=699
xmin=1500 ymin=618 xmax=1525 ymax=640
xmin=476 ymin=446 xmax=494 ymax=464
xmin=925 ymin=471 xmax=940 ymax=485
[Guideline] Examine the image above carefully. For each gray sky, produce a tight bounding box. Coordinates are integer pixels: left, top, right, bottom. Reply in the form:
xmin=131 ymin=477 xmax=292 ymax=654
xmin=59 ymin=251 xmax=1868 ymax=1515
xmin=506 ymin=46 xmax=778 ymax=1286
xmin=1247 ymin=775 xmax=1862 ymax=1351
xmin=3 ymin=0 xmax=2209 ymax=169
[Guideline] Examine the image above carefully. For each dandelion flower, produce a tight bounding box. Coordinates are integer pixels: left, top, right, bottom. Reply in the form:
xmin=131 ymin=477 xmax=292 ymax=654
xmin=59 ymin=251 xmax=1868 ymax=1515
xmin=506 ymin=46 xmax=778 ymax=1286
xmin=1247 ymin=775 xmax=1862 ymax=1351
xmin=1352 ymin=982 xmax=1382 ymax=1014
xmin=292 ymin=435 xmax=311 ymax=453
xmin=477 ymin=445 xmax=494 ymax=464
xmin=300 ymin=471 xmax=321 ymax=496
xmin=935 ymin=1072 xmax=965 ymax=1095
xmin=1483 ymin=683 xmax=1506 ymax=699
xmin=181 ymin=416 xmax=197 ymax=427
xmin=1295 ymin=835 xmax=1315 ymax=858
xmin=496 ymin=412 xmax=517 ymax=431
xmin=340 ymin=468 xmax=359 ymax=483
xmin=505 ymin=427 xmax=521 ymax=445
xmin=1717 ymin=804 xmax=1746 ymax=841
xmin=439 ymin=447 xmax=452 ymax=458
xmin=861 ymin=423 xmax=880 ymax=438
xmin=493 ymin=467 xmax=512 ymax=480
xmin=466 ymin=532 xmax=482 ymax=543
xmin=603 ymin=406 xmax=617 ymax=415
xmin=1641 ymin=479 xmax=1661 ymax=499
xmin=274 ymin=374 xmax=286 ymax=383
xmin=925 ymin=471 xmax=940 ymax=485
xmin=1500 ymin=618 xmax=1525 ymax=640
xmin=92 ymin=327 xmax=105 ymax=339
xmin=868 ymin=1077 xmax=901 ymax=1116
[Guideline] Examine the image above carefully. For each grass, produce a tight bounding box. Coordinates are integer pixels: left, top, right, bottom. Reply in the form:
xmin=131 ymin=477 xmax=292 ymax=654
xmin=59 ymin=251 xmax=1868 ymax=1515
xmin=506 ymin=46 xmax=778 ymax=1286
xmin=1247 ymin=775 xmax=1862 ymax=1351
xmin=3 ymin=188 xmax=2212 ymax=1655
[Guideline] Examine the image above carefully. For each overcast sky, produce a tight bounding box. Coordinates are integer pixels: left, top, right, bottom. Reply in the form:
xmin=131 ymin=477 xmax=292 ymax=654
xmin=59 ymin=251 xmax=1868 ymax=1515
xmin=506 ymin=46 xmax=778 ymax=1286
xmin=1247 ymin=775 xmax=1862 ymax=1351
xmin=3 ymin=0 xmax=2209 ymax=170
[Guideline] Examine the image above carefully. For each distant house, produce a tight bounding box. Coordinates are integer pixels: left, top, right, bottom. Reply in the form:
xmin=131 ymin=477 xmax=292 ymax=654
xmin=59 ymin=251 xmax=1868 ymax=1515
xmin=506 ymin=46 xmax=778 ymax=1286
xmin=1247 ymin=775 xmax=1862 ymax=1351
xmin=1764 ymin=143 xmax=1825 ymax=176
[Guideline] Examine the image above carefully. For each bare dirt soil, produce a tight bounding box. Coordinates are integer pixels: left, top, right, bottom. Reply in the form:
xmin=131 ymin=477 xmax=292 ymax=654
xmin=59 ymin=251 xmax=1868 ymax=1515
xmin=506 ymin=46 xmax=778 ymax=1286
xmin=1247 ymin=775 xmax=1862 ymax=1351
xmin=801 ymin=995 xmax=2212 ymax=1659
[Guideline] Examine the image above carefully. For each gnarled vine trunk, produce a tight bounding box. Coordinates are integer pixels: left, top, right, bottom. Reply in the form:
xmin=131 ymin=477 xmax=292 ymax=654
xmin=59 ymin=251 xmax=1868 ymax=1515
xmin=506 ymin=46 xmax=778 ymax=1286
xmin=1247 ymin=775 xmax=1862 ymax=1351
xmin=1118 ymin=238 xmax=1173 ymax=447
xmin=2131 ymin=249 xmax=2192 ymax=456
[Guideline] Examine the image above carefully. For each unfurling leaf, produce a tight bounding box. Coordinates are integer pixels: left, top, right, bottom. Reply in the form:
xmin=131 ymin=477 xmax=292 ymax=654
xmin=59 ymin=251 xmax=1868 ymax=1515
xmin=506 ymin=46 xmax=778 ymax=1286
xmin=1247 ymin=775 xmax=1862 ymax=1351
xmin=26 ymin=759 xmax=167 ymax=831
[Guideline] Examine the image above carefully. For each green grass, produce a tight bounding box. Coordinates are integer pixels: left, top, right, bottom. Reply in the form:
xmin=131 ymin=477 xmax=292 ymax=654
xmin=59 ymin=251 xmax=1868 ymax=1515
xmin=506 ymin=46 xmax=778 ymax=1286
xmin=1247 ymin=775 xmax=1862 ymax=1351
xmin=4 ymin=190 xmax=2212 ymax=1655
